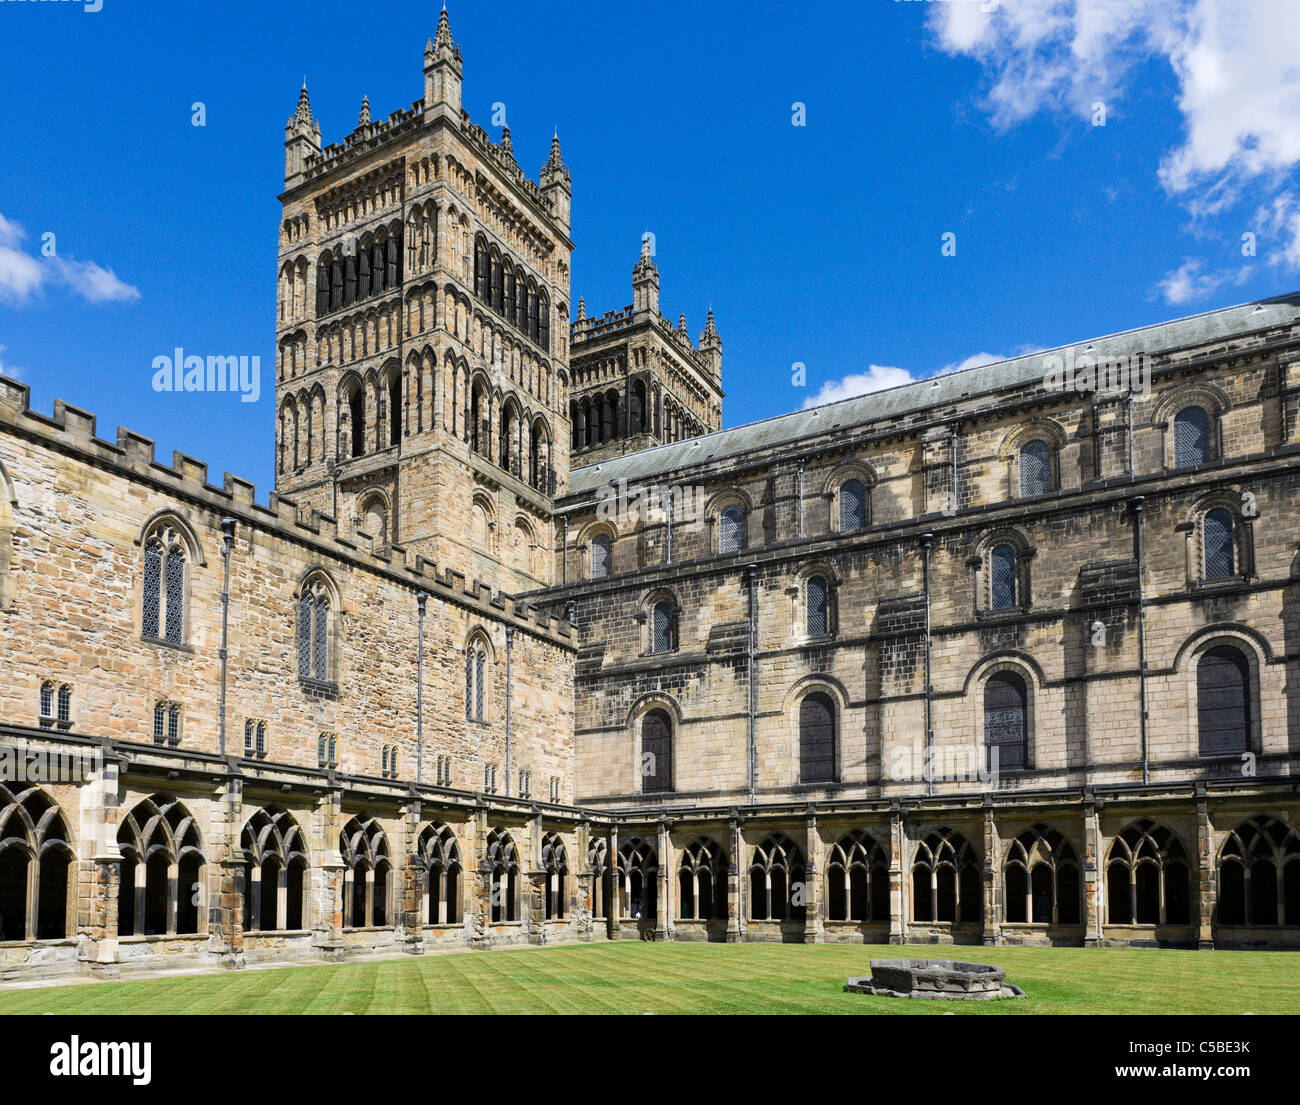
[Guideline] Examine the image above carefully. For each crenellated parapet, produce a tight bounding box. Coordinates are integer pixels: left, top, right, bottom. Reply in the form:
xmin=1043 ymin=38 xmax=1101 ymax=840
xmin=0 ymin=374 xmax=575 ymax=648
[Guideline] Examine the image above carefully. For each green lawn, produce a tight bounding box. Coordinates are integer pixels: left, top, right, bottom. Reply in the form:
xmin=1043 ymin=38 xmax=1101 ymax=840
xmin=1 ymin=941 xmax=1297 ymax=1014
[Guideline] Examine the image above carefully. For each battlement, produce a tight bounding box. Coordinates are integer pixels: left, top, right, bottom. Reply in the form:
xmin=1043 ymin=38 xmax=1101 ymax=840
xmin=0 ymin=374 xmax=575 ymax=648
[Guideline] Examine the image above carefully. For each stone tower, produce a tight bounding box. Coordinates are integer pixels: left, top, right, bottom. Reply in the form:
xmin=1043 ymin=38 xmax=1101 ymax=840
xmin=567 ymin=236 xmax=723 ymax=467
xmin=274 ymin=8 xmax=574 ymax=594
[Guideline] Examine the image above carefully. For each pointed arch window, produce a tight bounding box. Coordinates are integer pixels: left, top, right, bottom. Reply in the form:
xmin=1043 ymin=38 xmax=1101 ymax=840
xmin=911 ymin=829 xmax=980 ymax=924
xmin=297 ymin=578 xmax=331 ymax=683
xmin=418 ymin=823 xmax=462 ymax=925
xmin=719 ymin=505 xmax=743 ymax=554
xmin=466 ymin=639 xmax=488 ymax=722
xmin=1106 ymin=820 xmax=1190 ymax=926
xmin=142 ymin=526 xmax=187 ymax=645
xmin=1173 ymin=405 xmax=1210 ymax=469
xmin=1203 ymin=508 xmax=1235 ymax=581
xmin=1003 ymin=824 xmax=1080 ymax=924
xmin=1216 ymin=815 xmax=1300 ymax=927
xmin=826 ymin=830 xmax=889 ymax=922
xmin=542 ymin=833 xmax=568 ymax=920
xmin=0 ymin=784 xmax=74 ymax=942
xmin=749 ymin=834 xmax=806 ymax=922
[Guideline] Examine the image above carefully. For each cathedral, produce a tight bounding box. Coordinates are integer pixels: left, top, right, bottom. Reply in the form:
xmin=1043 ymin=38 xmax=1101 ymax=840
xmin=2 ymin=9 xmax=1300 ymax=982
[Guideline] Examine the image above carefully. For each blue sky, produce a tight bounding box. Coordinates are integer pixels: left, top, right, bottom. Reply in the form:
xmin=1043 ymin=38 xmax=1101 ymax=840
xmin=1 ymin=0 xmax=1297 ymax=497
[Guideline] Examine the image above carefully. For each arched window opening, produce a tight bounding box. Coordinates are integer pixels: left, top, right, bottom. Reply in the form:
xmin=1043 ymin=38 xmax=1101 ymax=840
xmin=1106 ymin=820 xmax=1190 ymax=926
xmin=650 ymin=601 xmax=674 ymax=653
xmin=1003 ymin=825 xmax=1079 ymax=925
xmin=984 ymin=670 xmax=1028 ymax=772
xmin=0 ymin=785 xmax=74 ymax=942
xmin=826 ymin=831 xmax=889 ymax=922
xmin=339 ymin=814 xmax=390 ymax=928
xmin=466 ymin=637 xmax=488 ymax=723
xmin=911 ymin=829 xmax=980 ymax=925
xmin=641 ymin=708 xmax=673 ymax=793
xmin=349 ymin=387 xmax=365 ymax=458
xmin=116 ymin=794 xmax=205 ymax=937
xmin=990 ymin=544 xmax=1017 ymax=611
xmin=590 ymin=534 xmax=611 ymax=580
xmin=617 ymin=837 xmax=658 ymax=928
xmin=542 ymin=833 xmax=568 ymax=921
xmin=388 ymin=377 xmax=402 ymax=448
xmin=1173 ymin=405 xmax=1210 ymax=469
xmin=240 ymin=807 xmax=309 ymax=933
xmin=297 ymin=578 xmax=331 ymax=683
xmin=1217 ymin=816 xmax=1300 ymax=927
xmin=486 ymin=829 xmax=519 ymax=923
xmin=418 ymin=822 xmax=462 ymax=925
xmin=678 ymin=838 xmax=727 ymax=922
xmin=142 ymin=526 xmax=187 ymax=645
xmin=719 ymin=505 xmax=743 ymax=554
xmin=1018 ymin=439 xmax=1051 ymax=497
xmin=1197 ymin=645 xmax=1251 ymax=755
xmin=798 ymin=691 xmax=836 ymax=784
xmin=839 ymin=479 xmax=866 ymax=533
xmin=1203 ymin=509 xmax=1235 ymax=581
xmin=806 ymin=575 xmax=829 ymax=637
xmin=749 ymin=834 xmax=806 ymax=922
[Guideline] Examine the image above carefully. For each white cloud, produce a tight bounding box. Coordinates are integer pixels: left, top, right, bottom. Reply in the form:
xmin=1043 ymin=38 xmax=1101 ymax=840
xmin=803 ymin=347 xmax=1036 ymax=408
xmin=0 ymin=345 xmax=22 ymax=381
xmin=928 ymin=0 xmax=1300 ymax=277
xmin=0 ymin=214 xmax=139 ymax=306
xmin=802 ymin=365 xmax=914 ymax=408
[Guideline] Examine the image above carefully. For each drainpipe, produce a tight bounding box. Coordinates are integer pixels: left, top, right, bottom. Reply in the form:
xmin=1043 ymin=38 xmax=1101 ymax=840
xmin=1132 ymin=497 xmax=1150 ymax=785
xmin=561 ymin=514 xmax=569 ymax=584
xmin=796 ymin=459 xmax=805 ymax=538
xmin=1127 ymin=384 xmax=1136 ymax=476
xmin=416 ymin=592 xmax=428 ymax=785
xmin=921 ymin=532 xmax=934 ymax=797
xmin=504 ymin=625 xmax=514 ymax=796
xmin=949 ymin=423 xmax=960 ymax=512
xmin=665 ymin=487 xmax=674 ymax=565
xmin=218 ymin=517 xmax=235 ymax=757
xmin=746 ymin=565 xmax=758 ymax=802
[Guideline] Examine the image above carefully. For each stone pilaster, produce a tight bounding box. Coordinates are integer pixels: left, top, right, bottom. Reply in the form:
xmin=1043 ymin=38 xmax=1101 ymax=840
xmin=889 ymin=806 xmax=906 ymax=945
xmin=981 ymin=803 xmax=1001 ymax=946
xmin=1196 ymin=796 xmax=1216 ymax=950
xmin=803 ymin=809 xmax=823 ymax=944
xmin=726 ymin=816 xmax=741 ymax=942
xmin=656 ymin=820 xmax=671 ymax=942
xmin=1083 ymin=797 xmax=1103 ymax=947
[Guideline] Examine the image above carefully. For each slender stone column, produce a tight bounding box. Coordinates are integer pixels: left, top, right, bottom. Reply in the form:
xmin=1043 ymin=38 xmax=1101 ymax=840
xmin=981 ymin=803 xmax=1001 ymax=947
xmin=608 ymin=824 xmax=621 ymax=939
xmin=1083 ymin=797 xmax=1104 ymax=947
xmin=726 ymin=816 xmax=742 ymax=943
xmin=1196 ymin=796 xmax=1216 ymax=950
xmin=656 ymin=820 xmax=671 ymax=942
xmin=803 ymin=809 xmax=823 ymax=944
xmin=889 ymin=807 xmax=906 ymax=945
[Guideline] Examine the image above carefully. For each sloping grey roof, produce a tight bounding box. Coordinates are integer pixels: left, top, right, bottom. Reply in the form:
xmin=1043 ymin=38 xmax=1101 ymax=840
xmin=567 ymin=291 xmax=1300 ymax=497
